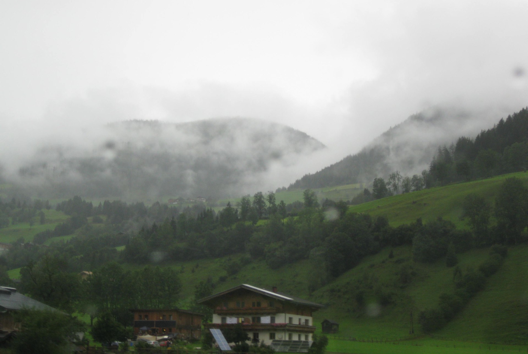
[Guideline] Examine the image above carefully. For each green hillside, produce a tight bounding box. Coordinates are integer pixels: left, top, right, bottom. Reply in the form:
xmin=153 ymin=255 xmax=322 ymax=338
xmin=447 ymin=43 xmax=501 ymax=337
xmin=348 ymin=171 xmax=528 ymax=227
xmin=4 ymin=173 xmax=528 ymax=350
xmin=0 ymin=209 xmax=69 ymax=243
xmin=216 ymin=183 xmax=363 ymax=209
xmin=163 ymin=173 xmax=528 ymax=345
xmin=164 ymin=238 xmax=528 ymax=345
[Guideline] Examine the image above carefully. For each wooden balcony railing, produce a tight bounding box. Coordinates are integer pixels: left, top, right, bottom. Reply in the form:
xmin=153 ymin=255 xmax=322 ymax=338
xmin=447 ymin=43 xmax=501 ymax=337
xmin=215 ymin=307 xmax=279 ymax=315
xmin=206 ymin=323 xmax=316 ymax=333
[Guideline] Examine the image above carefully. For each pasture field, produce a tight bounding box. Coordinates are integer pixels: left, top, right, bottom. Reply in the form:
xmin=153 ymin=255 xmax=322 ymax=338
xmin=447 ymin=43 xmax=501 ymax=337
xmin=0 ymin=208 xmax=70 ymax=243
xmin=7 ymin=267 xmax=21 ymax=279
xmin=215 ymin=183 xmax=363 ymax=210
xmin=327 ymin=338 xmax=527 ymax=354
xmin=117 ymin=238 xmax=528 ymax=345
xmin=43 ymin=234 xmax=76 ymax=245
xmin=347 ymin=171 xmax=528 ymax=227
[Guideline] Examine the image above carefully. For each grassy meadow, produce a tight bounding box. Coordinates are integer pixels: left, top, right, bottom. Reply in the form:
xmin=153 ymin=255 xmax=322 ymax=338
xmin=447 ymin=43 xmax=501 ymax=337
xmin=215 ymin=183 xmax=363 ymax=209
xmin=326 ymin=338 xmax=527 ymax=354
xmin=0 ymin=208 xmax=70 ymax=243
xmin=348 ymin=172 xmax=528 ymax=228
xmin=3 ymin=173 xmax=528 ymax=350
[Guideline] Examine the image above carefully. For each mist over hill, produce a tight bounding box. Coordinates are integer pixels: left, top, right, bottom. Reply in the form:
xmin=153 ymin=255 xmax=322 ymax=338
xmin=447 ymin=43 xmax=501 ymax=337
xmin=287 ymin=106 xmax=507 ymax=190
xmin=7 ymin=118 xmax=325 ymax=200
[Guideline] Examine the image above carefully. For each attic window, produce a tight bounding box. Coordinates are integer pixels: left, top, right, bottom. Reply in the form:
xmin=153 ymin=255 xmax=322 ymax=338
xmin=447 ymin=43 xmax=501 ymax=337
xmin=252 ymin=301 xmax=261 ymax=307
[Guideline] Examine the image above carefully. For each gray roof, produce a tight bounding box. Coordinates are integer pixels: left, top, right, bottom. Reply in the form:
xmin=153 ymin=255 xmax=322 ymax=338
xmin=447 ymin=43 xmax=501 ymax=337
xmin=0 ymin=287 xmax=58 ymax=312
xmin=198 ymin=284 xmax=323 ymax=309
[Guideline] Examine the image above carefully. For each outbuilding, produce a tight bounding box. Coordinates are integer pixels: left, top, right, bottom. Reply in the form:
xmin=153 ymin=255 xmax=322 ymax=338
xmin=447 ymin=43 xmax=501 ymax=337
xmin=321 ymin=319 xmax=339 ymax=333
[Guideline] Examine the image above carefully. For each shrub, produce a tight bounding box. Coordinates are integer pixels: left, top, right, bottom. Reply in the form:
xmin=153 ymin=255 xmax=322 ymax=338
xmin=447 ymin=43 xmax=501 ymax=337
xmin=445 ymin=242 xmax=458 ymax=268
xmin=419 ymin=308 xmax=446 ymax=332
xmin=309 ymin=334 xmax=329 ymax=354
xmin=478 ymin=254 xmax=503 ymax=277
xmin=490 ymin=244 xmax=508 ymax=258
xmin=438 ymin=293 xmax=464 ymax=320
xmin=396 ymin=264 xmax=414 ymax=287
xmin=455 ymin=268 xmax=486 ymax=296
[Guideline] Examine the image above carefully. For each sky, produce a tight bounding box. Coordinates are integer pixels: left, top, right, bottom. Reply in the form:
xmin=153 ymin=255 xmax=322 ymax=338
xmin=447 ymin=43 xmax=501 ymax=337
xmin=1 ymin=0 xmax=528 ymax=159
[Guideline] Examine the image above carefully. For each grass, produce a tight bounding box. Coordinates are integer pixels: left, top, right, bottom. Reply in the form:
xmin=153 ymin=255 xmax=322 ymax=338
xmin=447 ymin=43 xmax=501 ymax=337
xmin=7 ymin=267 xmax=21 ymax=279
xmin=437 ymin=244 xmax=528 ymax=343
xmin=305 ymin=238 xmax=528 ymax=343
xmin=0 ymin=209 xmax=70 ymax=243
xmin=43 ymin=234 xmax=76 ymax=245
xmin=326 ymin=338 xmax=527 ymax=354
xmin=347 ymin=172 xmax=528 ymax=227
xmin=123 ymin=254 xmax=315 ymax=306
xmin=215 ymin=183 xmax=363 ymax=210
xmin=118 ymin=231 xmax=528 ymax=345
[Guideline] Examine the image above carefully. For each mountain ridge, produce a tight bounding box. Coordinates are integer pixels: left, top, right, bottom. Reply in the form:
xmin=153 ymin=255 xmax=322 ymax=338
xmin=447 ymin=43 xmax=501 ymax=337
xmin=10 ymin=117 xmax=325 ymax=200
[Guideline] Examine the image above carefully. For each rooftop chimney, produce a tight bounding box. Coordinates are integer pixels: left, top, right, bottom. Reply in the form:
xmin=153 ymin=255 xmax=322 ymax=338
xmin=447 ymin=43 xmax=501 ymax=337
xmin=272 ymin=286 xmax=278 ymax=293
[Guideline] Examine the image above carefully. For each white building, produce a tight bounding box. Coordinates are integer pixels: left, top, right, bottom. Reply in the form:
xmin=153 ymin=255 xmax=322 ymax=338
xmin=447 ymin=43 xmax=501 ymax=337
xmin=198 ymin=284 xmax=323 ymax=347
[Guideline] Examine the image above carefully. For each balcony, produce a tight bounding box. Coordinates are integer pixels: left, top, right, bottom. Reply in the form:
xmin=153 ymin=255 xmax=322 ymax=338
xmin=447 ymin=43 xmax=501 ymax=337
xmin=206 ymin=323 xmax=316 ymax=333
xmin=215 ymin=307 xmax=279 ymax=315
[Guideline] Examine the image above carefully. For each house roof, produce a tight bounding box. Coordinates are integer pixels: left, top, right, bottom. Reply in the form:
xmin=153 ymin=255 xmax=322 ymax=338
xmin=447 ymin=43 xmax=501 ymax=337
xmin=197 ymin=284 xmax=323 ymax=309
xmin=129 ymin=308 xmax=203 ymax=316
xmin=0 ymin=287 xmax=57 ymax=312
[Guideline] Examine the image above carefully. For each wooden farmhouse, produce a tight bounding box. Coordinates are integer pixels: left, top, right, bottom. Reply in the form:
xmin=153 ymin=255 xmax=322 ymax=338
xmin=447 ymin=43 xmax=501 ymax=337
xmin=130 ymin=308 xmax=203 ymax=340
xmin=321 ymin=319 xmax=339 ymax=333
xmin=0 ymin=286 xmax=61 ymax=342
xmin=198 ymin=284 xmax=323 ymax=347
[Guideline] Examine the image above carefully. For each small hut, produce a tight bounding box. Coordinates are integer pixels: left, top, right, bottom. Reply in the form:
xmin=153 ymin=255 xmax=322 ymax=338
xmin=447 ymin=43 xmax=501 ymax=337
xmin=321 ymin=319 xmax=339 ymax=333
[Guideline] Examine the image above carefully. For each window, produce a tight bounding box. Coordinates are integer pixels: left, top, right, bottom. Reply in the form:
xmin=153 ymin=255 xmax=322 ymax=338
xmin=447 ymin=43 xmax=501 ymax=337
xmin=298 ymin=318 xmax=301 ymax=325
xmin=169 ymin=315 xmax=173 ymax=320
xmin=221 ymin=317 xmax=226 ymax=324
xmin=298 ymin=334 xmax=301 ymax=340
xmin=270 ymin=333 xmax=276 ymax=340
xmin=169 ymin=328 xmax=172 ymax=333
xmin=236 ymin=301 xmax=245 ymax=308
xmin=145 ymin=315 xmax=149 ymax=320
xmin=288 ymin=333 xmax=292 ymax=340
xmin=252 ymin=317 xmax=261 ymax=323
xmin=305 ymin=335 xmax=308 ymax=341
xmin=269 ymin=301 xmax=275 ymax=307
xmin=271 ymin=316 xmax=275 ymax=324
xmin=162 ymin=315 xmax=166 ymax=320
xmin=252 ymin=301 xmax=261 ymax=307
xmin=223 ymin=302 xmax=228 ymax=308
xmin=138 ymin=314 xmax=142 ymax=320
xmin=288 ymin=317 xmax=293 ymax=324
xmin=304 ymin=319 xmax=309 ymax=326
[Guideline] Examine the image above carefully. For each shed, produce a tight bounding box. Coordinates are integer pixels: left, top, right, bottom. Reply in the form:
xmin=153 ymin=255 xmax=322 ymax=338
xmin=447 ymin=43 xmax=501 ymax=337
xmin=321 ymin=319 xmax=339 ymax=333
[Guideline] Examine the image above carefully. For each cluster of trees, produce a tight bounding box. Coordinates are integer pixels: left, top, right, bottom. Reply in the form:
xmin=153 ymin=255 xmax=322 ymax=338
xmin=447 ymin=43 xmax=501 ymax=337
xmin=122 ymin=190 xmax=319 ymax=264
xmin=19 ymin=254 xmax=182 ymax=326
xmin=0 ymin=197 xmax=50 ymax=229
xmin=462 ymin=177 xmax=528 ymax=246
xmin=427 ymin=108 xmax=528 ymax=186
xmin=352 ymin=108 xmax=528 ymax=203
xmin=369 ymin=171 xmax=427 ymax=200
xmin=419 ymin=245 xmax=508 ymax=332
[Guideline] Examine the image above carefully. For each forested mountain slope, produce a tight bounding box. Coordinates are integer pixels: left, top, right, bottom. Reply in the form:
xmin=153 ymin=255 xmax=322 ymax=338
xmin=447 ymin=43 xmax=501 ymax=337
xmin=287 ymin=106 xmax=511 ymax=190
xmin=10 ymin=118 xmax=324 ymax=200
